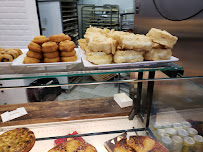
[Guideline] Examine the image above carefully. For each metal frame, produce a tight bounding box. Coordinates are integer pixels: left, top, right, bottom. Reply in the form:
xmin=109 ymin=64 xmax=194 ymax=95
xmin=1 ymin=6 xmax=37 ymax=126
xmin=81 ymin=5 xmax=117 ymax=36
xmin=119 ymin=12 xmax=134 ymax=31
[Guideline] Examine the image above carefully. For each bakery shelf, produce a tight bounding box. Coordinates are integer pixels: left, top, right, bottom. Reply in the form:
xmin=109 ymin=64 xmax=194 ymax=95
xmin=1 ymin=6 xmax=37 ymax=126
xmin=84 ymin=8 xmax=119 ymax=12
xmin=0 ymin=62 xmax=184 ymax=81
xmin=62 ymin=15 xmax=78 ymax=18
xmin=62 ymin=10 xmax=77 ymax=13
xmin=0 ymin=116 xmax=143 ymax=152
xmin=63 ymin=27 xmax=78 ymax=32
xmin=81 ymin=5 xmax=119 ymax=35
xmin=60 ymin=1 xmax=79 ymax=44
xmin=61 ymin=5 xmax=76 ymax=9
xmin=63 ymin=18 xmax=77 ymax=22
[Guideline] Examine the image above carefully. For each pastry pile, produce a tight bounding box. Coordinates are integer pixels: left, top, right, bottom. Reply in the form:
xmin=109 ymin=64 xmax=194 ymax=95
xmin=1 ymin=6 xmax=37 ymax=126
xmin=114 ymin=136 xmax=169 ymax=152
xmin=78 ymin=26 xmax=178 ymax=65
xmin=24 ymin=33 xmax=77 ymax=64
xmin=0 ymin=48 xmax=22 ymax=62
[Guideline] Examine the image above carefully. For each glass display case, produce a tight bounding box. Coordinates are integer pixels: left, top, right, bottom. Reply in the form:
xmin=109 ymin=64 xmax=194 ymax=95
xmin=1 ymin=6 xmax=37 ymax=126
xmin=0 ymin=61 xmax=202 ymax=152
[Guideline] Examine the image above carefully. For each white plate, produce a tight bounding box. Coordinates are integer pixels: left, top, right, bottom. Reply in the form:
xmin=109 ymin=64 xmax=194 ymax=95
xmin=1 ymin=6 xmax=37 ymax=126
xmin=0 ymin=49 xmax=27 ymax=66
xmin=79 ymin=48 xmax=179 ymax=68
xmin=12 ymin=48 xmax=81 ymax=67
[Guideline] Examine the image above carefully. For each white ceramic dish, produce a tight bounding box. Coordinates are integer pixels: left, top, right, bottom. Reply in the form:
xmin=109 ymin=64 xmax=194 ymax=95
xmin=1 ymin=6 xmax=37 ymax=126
xmin=12 ymin=48 xmax=81 ymax=67
xmin=79 ymin=48 xmax=179 ymax=68
xmin=0 ymin=49 xmax=27 ymax=66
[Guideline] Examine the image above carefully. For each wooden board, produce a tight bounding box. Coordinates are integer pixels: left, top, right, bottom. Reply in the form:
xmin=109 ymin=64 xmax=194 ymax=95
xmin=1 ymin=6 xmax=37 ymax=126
xmin=0 ymin=97 xmax=132 ymax=127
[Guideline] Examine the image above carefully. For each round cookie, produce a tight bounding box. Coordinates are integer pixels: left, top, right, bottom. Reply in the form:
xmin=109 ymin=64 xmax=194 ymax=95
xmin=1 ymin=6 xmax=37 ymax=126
xmin=44 ymin=51 xmax=59 ymax=59
xmin=13 ymin=48 xmax=23 ymax=55
xmin=60 ymin=49 xmax=76 ymax=57
xmin=42 ymin=42 xmax=58 ymax=53
xmin=0 ymin=54 xmax=14 ymax=62
xmin=49 ymin=33 xmax=71 ymax=43
xmin=26 ymin=50 xmax=43 ymax=59
xmin=23 ymin=56 xmax=41 ymax=64
xmin=61 ymin=55 xmax=77 ymax=62
xmin=3 ymin=49 xmax=19 ymax=59
xmin=32 ymin=35 xmax=49 ymax=44
xmin=59 ymin=40 xmax=76 ymax=52
xmin=44 ymin=57 xmax=60 ymax=63
xmin=28 ymin=42 xmax=42 ymax=53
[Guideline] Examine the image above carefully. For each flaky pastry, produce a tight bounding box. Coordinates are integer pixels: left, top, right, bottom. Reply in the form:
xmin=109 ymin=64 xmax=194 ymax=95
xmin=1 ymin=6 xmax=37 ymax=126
xmin=88 ymin=37 xmax=117 ymax=54
xmin=78 ymin=39 xmax=87 ymax=51
xmin=146 ymin=28 xmax=178 ymax=49
xmin=114 ymin=50 xmax=144 ymax=63
xmin=152 ymin=42 xmax=165 ymax=49
xmin=120 ymin=34 xmax=152 ymax=51
xmin=144 ymin=48 xmax=172 ymax=61
xmin=86 ymin=51 xmax=113 ymax=65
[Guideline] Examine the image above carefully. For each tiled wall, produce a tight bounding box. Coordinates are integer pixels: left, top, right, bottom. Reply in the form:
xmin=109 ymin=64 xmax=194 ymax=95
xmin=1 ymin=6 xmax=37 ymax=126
xmin=0 ymin=0 xmax=40 ymax=49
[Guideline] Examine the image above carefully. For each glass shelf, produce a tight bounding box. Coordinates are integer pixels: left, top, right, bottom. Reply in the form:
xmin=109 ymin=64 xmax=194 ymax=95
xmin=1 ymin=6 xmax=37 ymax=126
xmin=0 ymin=62 xmax=183 ymax=81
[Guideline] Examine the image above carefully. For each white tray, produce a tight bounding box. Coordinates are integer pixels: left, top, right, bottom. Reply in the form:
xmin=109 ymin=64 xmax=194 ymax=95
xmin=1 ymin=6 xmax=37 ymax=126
xmin=0 ymin=49 xmax=27 ymax=66
xmin=12 ymin=48 xmax=81 ymax=67
xmin=79 ymin=48 xmax=179 ymax=68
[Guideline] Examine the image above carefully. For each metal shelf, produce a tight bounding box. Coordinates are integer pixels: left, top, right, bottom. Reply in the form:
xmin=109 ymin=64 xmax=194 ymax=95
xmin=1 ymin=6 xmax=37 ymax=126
xmin=60 ymin=1 xmax=79 ymax=44
xmin=81 ymin=5 xmax=119 ymax=35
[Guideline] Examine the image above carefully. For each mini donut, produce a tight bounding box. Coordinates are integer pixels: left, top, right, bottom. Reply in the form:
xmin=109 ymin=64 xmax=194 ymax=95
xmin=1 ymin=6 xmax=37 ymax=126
xmin=49 ymin=33 xmax=71 ymax=43
xmin=59 ymin=40 xmax=76 ymax=52
xmin=26 ymin=50 xmax=43 ymax=59
xmin=42 ymin=42 xmax=58 ymax=53
xmin=0 ymin=54 xmax=13 ymax=62
xmin=61 ymin=55 xmax=77 ymax=62
xmin=32 ymin=35 xmax=49 ymax=44
xmin=60 ymin=49 xmax=76 ymax=57
xmin=13 ymin=48 xmax=23 ymax=55
xmin=23 ymin=56 xmax=41 ymax=64
xmin=44 ymin=57 xmax=60 ymax=63
xmin=28 ymin=42 xmax=42 ymax=53
xmin=43 ymin=51 xmax=59 ymax=59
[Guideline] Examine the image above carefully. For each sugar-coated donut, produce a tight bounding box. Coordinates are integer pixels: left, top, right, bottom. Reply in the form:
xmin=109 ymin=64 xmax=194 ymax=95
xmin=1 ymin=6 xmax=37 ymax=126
xmin=23 ymin=56 xmax=41 ymax=64
xmin=42 ymin=42 xmax=58 ymax=53
xmin=61 ymin=55 xmax=77 ymax=62
xmin=60 ymin=50 xmax=76 ymax=57
xmin=44 ymin=57 xmax=60 ymax=63
xmin=32 ymin=35 xmax=49 ymax=44
xmin=49 ymin=33 xmax=71 ymax=43
xmin=43 ymin=51 xmax=59 ymax=59
xmin=28 ymin=42 xmax=42 ymax=53
xmin=0 ymin=54 xmax=13 ymax=62
xmin=59 ymin=40 xmax=76 ymax=52
xmin=26 ymin=50 xmax=43 ymax=59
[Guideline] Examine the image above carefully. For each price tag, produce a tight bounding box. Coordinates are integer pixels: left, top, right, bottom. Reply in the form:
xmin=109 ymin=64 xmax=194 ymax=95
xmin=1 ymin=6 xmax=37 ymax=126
xmin=1 ymin=107 xmax=27 ymax=122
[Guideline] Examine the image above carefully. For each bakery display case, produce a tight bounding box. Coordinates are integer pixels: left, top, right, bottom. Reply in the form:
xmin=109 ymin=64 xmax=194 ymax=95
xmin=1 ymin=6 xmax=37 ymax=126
xmin=0 ymin=1 xmax=202 ymax=151
xmin=0 ymin=60 xmax=202 ymax=151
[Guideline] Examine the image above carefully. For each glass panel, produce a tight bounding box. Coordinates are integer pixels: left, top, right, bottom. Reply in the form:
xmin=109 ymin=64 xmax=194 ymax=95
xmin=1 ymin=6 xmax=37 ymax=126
xmin=0 ymin=62 xmax=183 ymax=80
xmin=148 ymin=77 xmax=203 ymax=151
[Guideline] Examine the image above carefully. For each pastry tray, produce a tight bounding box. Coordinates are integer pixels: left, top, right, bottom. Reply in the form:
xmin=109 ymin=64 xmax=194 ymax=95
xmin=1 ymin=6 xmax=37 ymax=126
xmin=12 ymin=48 xmax=81 ymax=67
xmin=79 ymin=48 xmax=179 ymax=68
xmin=0 ymin=49 xmax=27 ymax=66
